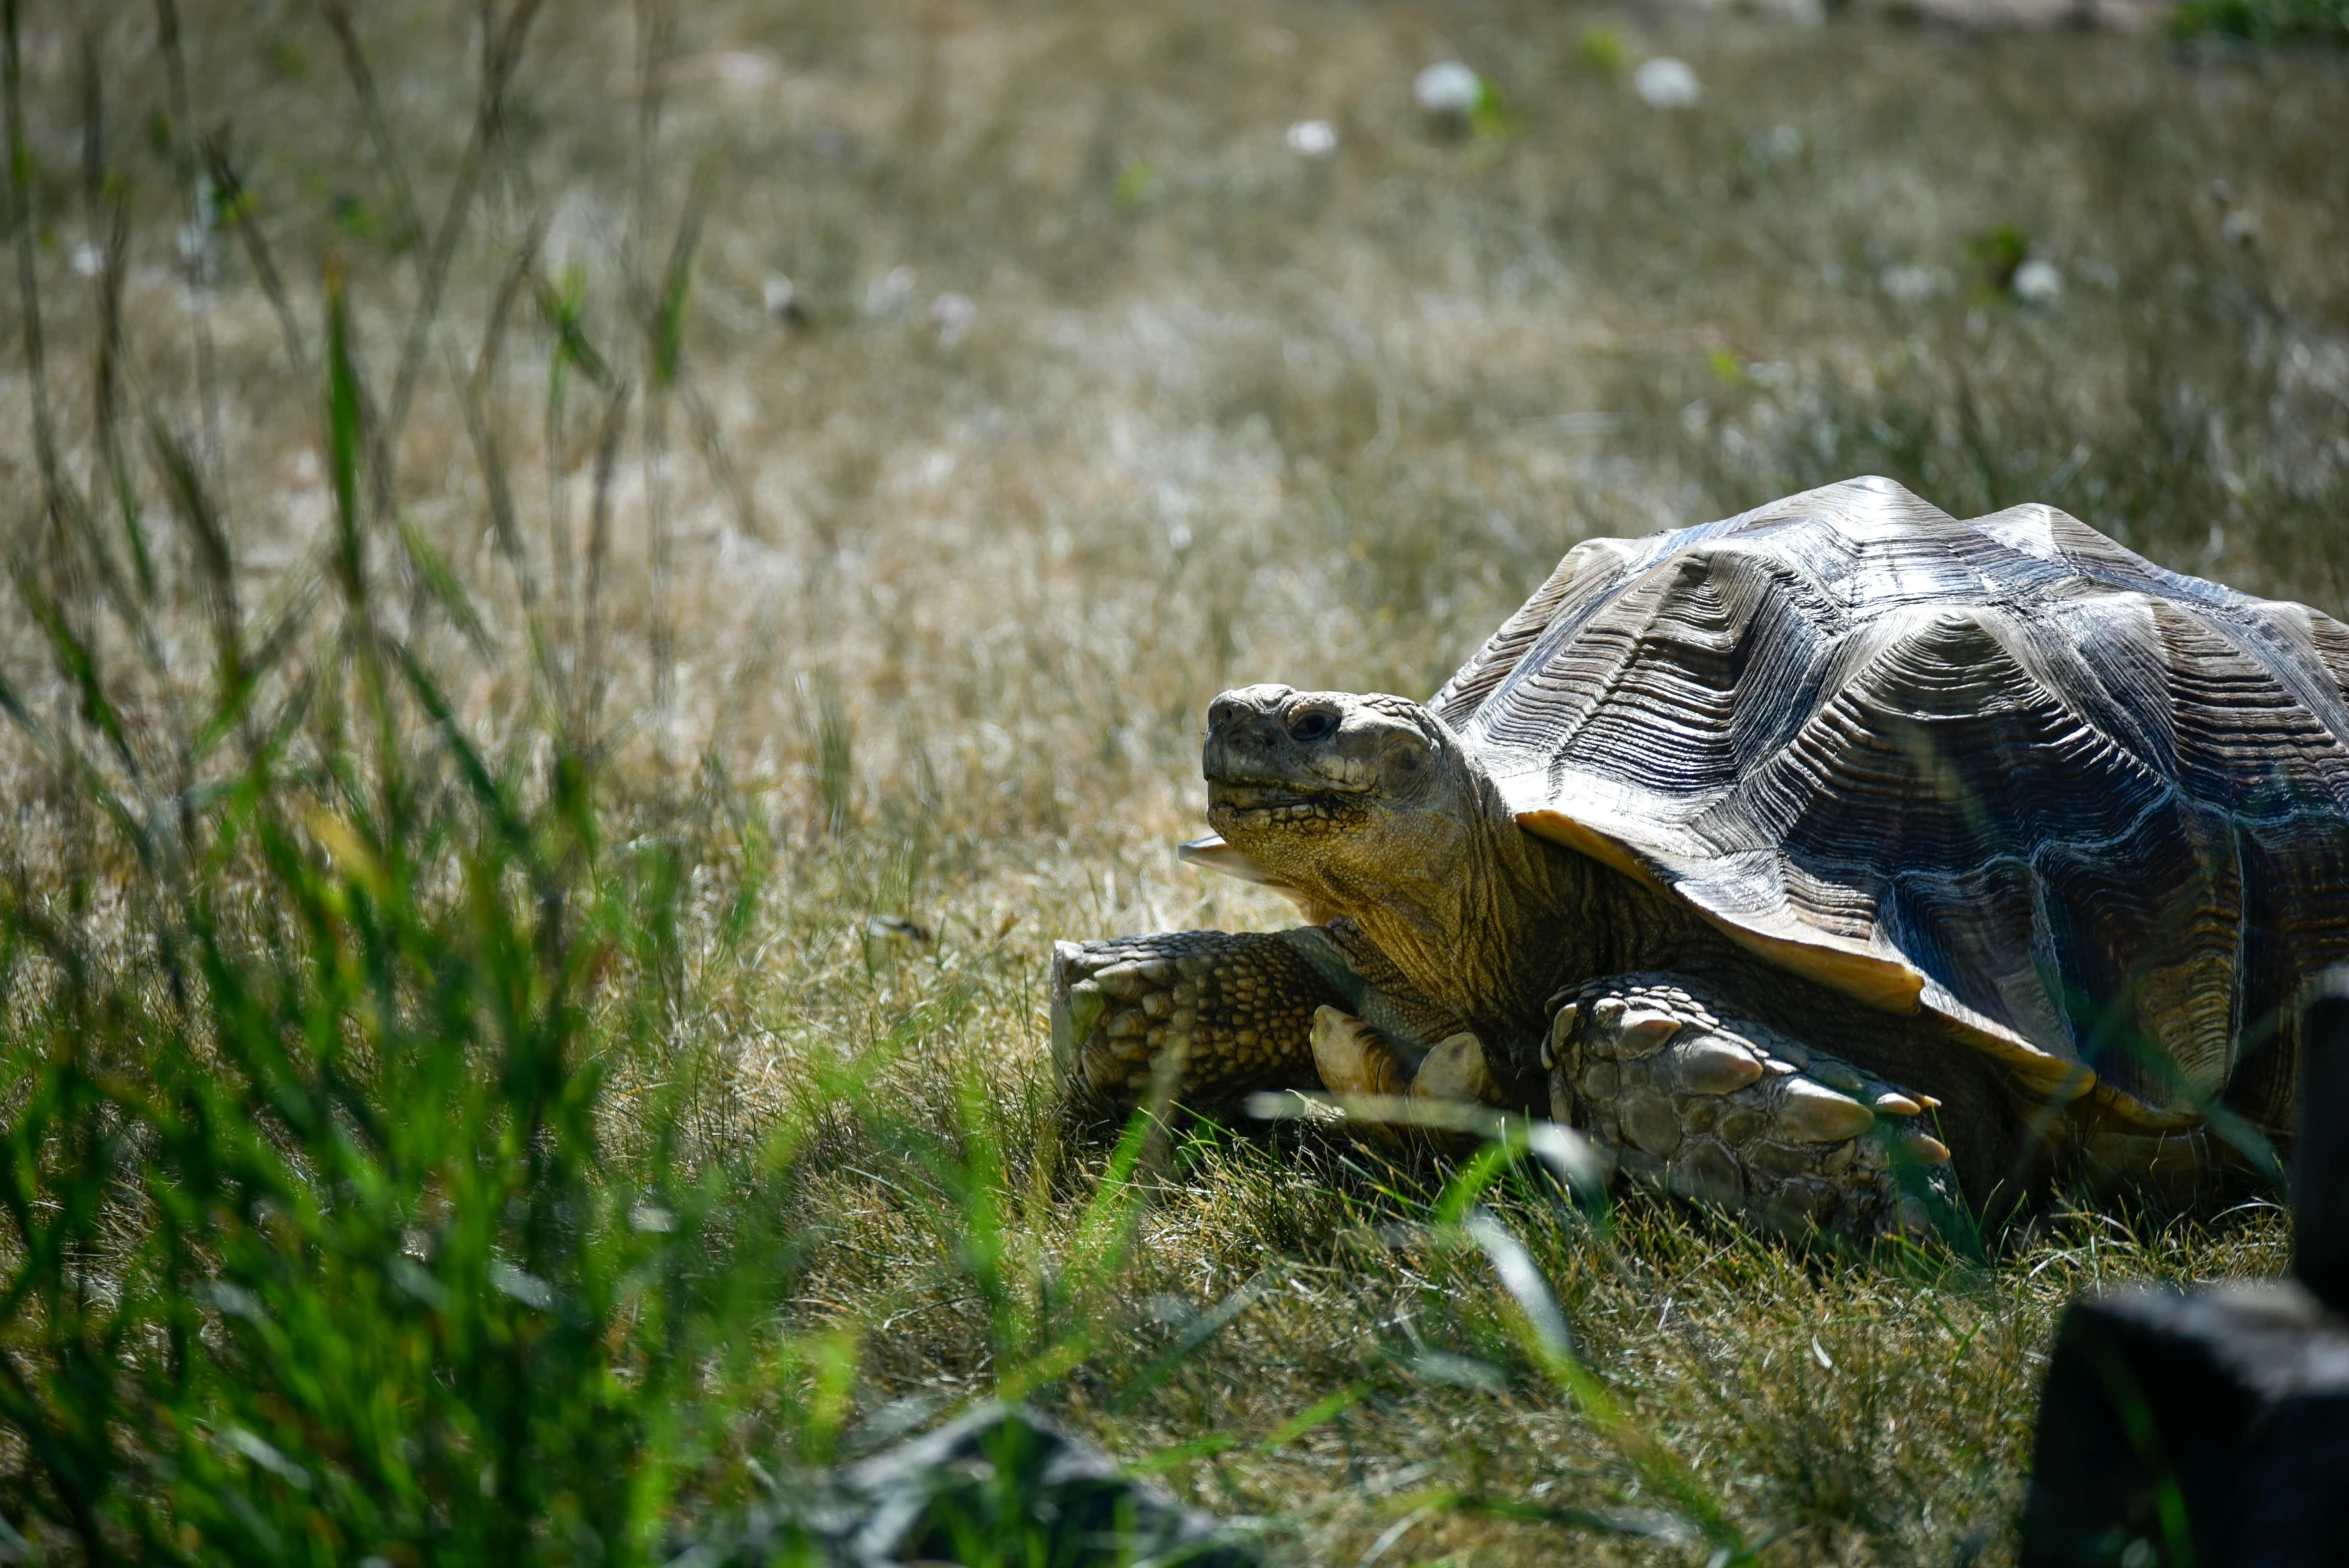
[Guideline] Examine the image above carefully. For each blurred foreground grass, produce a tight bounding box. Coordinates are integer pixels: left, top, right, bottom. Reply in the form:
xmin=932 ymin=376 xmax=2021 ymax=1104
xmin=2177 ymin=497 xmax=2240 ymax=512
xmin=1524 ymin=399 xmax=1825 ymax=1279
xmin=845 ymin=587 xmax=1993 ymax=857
xmin=1 ymin=1 xmax=2341 ymax=1563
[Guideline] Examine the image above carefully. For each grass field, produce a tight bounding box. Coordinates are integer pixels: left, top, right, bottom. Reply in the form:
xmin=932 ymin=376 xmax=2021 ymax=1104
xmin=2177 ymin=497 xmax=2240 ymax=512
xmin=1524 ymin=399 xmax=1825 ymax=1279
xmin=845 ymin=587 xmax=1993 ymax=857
xmin=1 ymin=1 xmax=2343 ymax=1562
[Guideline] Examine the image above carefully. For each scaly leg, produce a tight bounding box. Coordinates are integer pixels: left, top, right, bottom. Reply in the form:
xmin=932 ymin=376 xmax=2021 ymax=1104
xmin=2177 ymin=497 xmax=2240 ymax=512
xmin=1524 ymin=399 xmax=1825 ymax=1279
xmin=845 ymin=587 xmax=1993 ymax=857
xmin=1548 ymin=974 xmax=1960 ymax=1238
xmin=1050 ymin=928 xmax=1334 ymax=1112
xmin=1049 ymin=925 xmax=1470 ymax=1117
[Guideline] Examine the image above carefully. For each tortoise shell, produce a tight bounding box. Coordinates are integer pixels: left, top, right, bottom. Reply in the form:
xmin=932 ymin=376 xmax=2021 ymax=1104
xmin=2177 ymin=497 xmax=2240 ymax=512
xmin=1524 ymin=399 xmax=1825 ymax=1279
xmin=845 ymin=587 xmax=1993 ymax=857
xmin=1430 ymin=476 xmax=2349 ymax=1127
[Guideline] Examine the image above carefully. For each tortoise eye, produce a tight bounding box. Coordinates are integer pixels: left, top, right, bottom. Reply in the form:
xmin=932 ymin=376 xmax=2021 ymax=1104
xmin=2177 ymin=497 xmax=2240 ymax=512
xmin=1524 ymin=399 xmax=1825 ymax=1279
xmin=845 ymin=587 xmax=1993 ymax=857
xmin=1288 ymin=709 xmax=1338 ymax=742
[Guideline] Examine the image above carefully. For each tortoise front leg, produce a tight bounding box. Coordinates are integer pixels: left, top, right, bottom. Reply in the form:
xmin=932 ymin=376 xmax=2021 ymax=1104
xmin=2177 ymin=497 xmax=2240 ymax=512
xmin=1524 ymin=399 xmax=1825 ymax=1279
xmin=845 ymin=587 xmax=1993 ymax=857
xmin=1547 ymin=974 xmax=1961 ymax=1239
xmin=1050 ymin=928 xmax=1345 ymax=1113
xmin=1049 ymin=925 xmax=1470 ymax=1116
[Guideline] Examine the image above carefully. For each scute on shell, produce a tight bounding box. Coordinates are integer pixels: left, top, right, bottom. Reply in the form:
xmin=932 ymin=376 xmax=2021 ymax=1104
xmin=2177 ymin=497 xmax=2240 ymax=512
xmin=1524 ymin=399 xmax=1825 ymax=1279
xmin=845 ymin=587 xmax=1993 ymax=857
xmin=1432 ymin=476 xmax=2349 ymax=1125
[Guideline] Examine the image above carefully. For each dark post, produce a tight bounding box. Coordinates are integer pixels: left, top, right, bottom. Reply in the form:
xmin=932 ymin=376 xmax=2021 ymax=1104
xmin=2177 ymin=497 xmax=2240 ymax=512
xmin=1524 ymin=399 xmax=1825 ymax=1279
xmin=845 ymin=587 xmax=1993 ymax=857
xmin=2017 ymin=973 xmax=2349 ymax=1567
xmin=2295 ymin=976 xmax=2349 ymax=1314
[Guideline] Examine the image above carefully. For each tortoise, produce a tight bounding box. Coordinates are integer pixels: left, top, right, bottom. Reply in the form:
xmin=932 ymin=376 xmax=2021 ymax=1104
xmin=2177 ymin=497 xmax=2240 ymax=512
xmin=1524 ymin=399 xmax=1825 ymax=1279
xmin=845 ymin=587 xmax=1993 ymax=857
xmin=1049 ymin=476 xmax=2349 ymax=1235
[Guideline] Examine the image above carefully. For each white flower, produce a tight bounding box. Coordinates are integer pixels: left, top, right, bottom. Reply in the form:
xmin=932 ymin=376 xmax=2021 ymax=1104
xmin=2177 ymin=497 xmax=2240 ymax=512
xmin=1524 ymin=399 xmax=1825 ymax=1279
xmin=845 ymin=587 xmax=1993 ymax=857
xmin=1880 ymin=263 xmax=1949 ymax=303
xmin=2011 ymin=259 xmax=2063 ymax=304
xmin=931 ymin=291 xmax=976 ymax=348
xmin=1286 ymin=119 xmax=1338 ymax=157
xmin=863 ymin=265 xmax=918 ymax=317
xmin=1634 ymin=57 xmax=1701 ymax=110
xmin=1414 ymin=61 xmax=1483 ymax=117
xmin=1747 ymin=124 xmax=1803 ymax=169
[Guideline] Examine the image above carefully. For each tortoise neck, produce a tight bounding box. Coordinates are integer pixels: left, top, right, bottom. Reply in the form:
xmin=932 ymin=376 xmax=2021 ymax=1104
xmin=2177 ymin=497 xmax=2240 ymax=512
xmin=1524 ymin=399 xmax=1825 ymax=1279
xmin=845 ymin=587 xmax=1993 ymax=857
xmin=1346 ymin=796 xmax=1723 ymax=1048
xmin=1341 ymin=772 xmax=1715 ymax=1042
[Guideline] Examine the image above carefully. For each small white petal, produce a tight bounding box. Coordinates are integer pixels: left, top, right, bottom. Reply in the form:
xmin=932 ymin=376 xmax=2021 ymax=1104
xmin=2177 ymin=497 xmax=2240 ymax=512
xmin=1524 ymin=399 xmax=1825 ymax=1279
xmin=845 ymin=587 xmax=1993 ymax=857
xmin=863 ymin=264 xmax=917 ymax=316
xmin=2012 ymin=259 xmax=2063 ymax=303
xmin=1634 ymin=57 xmax=1701 ymax=110
xmin=931 ymin=291 xmax=976 ymax=347
xmin=1880 ymin=263 xmax=1949 ymax=303
xmin=1285 ymin=119 xmax=1338 ymax=157
xmin=1414 ymin=61 xmax=1482 ymax=116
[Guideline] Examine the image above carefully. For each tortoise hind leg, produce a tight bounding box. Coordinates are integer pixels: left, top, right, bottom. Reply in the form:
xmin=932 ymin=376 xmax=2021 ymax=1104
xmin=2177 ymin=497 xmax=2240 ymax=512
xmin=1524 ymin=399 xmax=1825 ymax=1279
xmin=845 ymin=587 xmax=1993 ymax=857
xmin=1549 ymin=974 xmax=1963 ymax=1240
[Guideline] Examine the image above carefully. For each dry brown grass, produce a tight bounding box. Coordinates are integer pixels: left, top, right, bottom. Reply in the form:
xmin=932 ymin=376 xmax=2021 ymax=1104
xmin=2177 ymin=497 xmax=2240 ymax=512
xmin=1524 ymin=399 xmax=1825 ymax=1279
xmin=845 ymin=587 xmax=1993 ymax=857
xmin=4 ymin=0 xmax=2343 ymax=1562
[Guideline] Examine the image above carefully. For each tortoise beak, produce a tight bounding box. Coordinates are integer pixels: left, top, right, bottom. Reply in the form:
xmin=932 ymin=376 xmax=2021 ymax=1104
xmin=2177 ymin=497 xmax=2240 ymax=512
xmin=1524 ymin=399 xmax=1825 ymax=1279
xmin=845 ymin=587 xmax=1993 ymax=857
xmin=1202 ymin=683 xmax=1295 ymax=787
xmin=1178 ymin=834 xmax=1280 ymax=884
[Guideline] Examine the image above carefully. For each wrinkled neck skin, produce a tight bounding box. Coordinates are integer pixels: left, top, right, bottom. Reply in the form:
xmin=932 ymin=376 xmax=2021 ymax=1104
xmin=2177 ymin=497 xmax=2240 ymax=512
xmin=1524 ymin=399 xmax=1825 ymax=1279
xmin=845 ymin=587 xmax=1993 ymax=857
xmin=1339 ymin=762 xmax=1710 ymax=1047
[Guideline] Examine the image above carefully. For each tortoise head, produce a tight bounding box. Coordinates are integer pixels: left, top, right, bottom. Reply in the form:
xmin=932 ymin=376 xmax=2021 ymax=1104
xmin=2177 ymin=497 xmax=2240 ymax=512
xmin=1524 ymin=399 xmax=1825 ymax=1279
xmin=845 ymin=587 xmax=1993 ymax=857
xmin=1200 ymin=685 xmax=1491 ymax=921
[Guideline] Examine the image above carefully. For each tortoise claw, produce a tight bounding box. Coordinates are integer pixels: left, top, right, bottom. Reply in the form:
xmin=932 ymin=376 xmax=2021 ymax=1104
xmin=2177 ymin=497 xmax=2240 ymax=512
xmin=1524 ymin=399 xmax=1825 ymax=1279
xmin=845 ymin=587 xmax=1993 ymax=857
xmin=1410 ymin=1030 xmax=1497 ymax=1105
xmin=1309 ymin=1006 xmax=1414 ymax=1099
